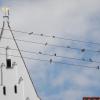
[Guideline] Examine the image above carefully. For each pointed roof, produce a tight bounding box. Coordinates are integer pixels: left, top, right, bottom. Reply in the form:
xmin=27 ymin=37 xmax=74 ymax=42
xmin=0 ymin=8 xmax=40 ymax=100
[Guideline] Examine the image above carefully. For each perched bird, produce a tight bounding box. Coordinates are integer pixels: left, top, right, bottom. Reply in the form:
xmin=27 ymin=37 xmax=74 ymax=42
xmin=54 ymin=53 xmax=56 ymax=56
xmin=82 ymin=58 xmax=86 ymax=61
xmin=50 ymin=59 xmax=52 ymax=64
xmin=97 ymin=66 xmax=100 ymax=70
xmin=28 ymin=32 xmax=33 ymax=35
xmin=67 ymin=46 xmax=70 ymax=48
xmin=52 ymin=36 xmax=55 ymax=38
xmin=45 ymin=42 xmax=48 ymax=46
xmin=81 ymin=48 xmax=85 ymax=52
xmin=40 ymin=34 xmax=43 ymax=36
xmin=38 ymin=52 xmax=42 ymax=54
xmin=89 ymin=58 xmax=93 ymax=62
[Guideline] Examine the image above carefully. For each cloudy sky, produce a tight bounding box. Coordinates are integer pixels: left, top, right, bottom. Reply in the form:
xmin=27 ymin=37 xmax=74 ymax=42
xmin=0 ymin=0 xmax=100 ymax=100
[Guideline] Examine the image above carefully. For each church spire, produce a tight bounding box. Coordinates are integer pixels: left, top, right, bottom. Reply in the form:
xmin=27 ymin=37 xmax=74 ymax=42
xmin=0 ymin=8 xmax=40 ymax=100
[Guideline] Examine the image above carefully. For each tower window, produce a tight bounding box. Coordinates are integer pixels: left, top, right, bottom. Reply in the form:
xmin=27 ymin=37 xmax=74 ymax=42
xmin=6 ymin=59 xmax=11 ymax=68
xmin=3 ymin=86 xmax=6 ymax=95
xmin=14 ymin=85 xmax=17 ymax=94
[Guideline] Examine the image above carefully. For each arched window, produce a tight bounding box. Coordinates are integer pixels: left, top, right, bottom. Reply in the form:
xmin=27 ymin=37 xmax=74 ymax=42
xmin=14 ymin=85 xmax=17 ymax=94
xmin=6 ymin=59 xmax=11 ymax=68
xmin=3 ymin=86 xmax=6 ymax=95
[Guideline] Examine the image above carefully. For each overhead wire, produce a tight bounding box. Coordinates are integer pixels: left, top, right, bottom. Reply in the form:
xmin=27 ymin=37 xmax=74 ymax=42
xmin=1 ymin=36 xmax=100 ymax=53
xmin=0 ymin=28 xmax=100 ymax=70
xmin=0 ymin=52 xmax=99 ymax=70
xmin=0 ymin=28 xmax=100 ymax=46
xmin=0 ymin=46 xmax=100 ymax=64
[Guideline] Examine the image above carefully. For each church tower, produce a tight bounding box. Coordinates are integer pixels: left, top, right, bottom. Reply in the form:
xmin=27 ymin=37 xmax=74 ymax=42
xmin=0 ymin=8 xmax=40 ymax=100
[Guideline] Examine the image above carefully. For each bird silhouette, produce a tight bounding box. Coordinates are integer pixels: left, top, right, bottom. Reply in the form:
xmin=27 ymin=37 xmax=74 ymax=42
xmin=81 ymin=48 xmax=85 ymax=52
xmin=50 ymin=59 xmax=52 ymax=64
xmin=28 ymin=32 xmax=33 ymax=35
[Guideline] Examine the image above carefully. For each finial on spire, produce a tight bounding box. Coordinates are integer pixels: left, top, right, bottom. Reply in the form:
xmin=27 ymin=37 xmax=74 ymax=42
xmin=2 ymin=7 xmax=10 ymax=19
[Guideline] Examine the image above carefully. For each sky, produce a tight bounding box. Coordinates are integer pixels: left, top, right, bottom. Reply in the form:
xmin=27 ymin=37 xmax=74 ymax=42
xmin=0 ymin=0 xmax=100 ymax=100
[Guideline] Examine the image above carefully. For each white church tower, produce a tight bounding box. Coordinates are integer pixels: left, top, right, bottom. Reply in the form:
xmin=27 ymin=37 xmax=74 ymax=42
xmin=0 ymin=8 xmax=40 ymax=100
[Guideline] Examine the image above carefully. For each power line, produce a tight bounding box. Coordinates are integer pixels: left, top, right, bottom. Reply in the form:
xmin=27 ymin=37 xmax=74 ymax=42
xmin=0 ymin=52 xmax=99 ymax=70
xmin=1 ymin=36 xmax=100 ymax=53
xmin=0 ymin=30 xmax=99 ymax=70
xmin=0 ymin=28 xmax=100 ymax=46
xmin=0 ymin=46 xmax=99 ymax=64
